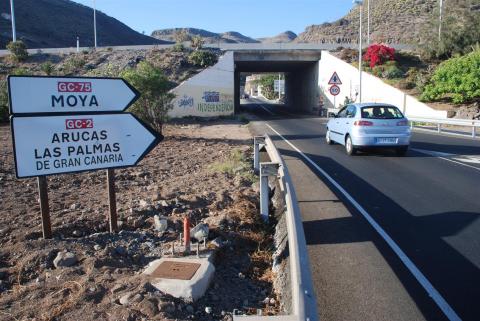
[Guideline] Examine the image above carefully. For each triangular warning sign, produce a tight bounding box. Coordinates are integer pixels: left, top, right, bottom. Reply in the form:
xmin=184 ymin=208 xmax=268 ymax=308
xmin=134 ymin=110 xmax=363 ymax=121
xmin=328 ymin=72 xmax=342 ymax=85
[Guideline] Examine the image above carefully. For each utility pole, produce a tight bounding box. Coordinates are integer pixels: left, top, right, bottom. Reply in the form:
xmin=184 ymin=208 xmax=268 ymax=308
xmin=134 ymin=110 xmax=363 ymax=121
xmin=367 ymin=0 xmax=371 ymax=46
xmin=353 ymin=0 xmax=364 ymax=103
xmin=10 ymin=0 xmax=16 ymax=42
xmin=93 ymin=0 xmax=98 ymax=48
xmin=438 ymin=0 xmax=444 ymax=42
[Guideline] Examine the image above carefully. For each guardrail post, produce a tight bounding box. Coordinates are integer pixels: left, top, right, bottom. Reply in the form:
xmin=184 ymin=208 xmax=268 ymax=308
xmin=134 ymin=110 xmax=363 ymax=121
xmin=437 ymin=123 xmax=441 ymax=133
xmin=254 ymin=136 xmax=265 ymax=174
xmin=260 ymin=162 xmax=279 ymax=222
xmin=472 ymin=125 xmax=476 ymax=138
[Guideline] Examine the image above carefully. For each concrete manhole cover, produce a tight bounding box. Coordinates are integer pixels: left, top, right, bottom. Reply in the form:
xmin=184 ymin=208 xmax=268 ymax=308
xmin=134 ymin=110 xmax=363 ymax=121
xmin=150 ymin=261 xmax=201 ymax=280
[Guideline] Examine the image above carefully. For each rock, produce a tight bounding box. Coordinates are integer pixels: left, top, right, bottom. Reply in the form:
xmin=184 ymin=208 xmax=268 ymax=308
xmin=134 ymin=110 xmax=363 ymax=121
xmin=111 ymin=283 xmax=126 ymax=294
xmin=238 ymin=272 xmax=245 ymax=279
xmin=138 ymin=299 xmax=159 ymax=317
xmin=205 ymin=307 xmax=213 ymax=314
xmin=72 ymin=230 xmax=82 ymax=237
xmin=211 ymin=237 xmax=224 ymax=248
xmin=115 ymin=246 xmax=127 ymax=256
xmin=93 ymin=244 xmax=102 ymax=251
xmin=158 ymin=301 xmax=176 ymax=313
xmin=53 ymin=251 xmax=78 ymax=268
xmin=70 ymin=203 xmax=80 ymax=210
xmin=269 ymin=298 xmax=276 ymax=305
xmin=139 ymin=199 xmax=149 ymax=208
xmin=263 ymin=297 xmax=270 ymax=304
xmin=153 ymin=215 xmax=168 ymax=233
xmin=159 ymin=200 xmax=169 ymax=208
xmin=186 ymin=305 xmax=194 ymax=314
xmin=190 ymin=223 xmax=209 ymax=241
xmin=119 ymin=292 xmax=133 ymax=305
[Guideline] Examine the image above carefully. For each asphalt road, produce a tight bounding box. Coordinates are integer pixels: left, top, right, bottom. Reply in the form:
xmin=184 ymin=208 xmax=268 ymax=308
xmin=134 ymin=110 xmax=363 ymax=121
xmin=244 ymin=100 xmax=480 ymax=321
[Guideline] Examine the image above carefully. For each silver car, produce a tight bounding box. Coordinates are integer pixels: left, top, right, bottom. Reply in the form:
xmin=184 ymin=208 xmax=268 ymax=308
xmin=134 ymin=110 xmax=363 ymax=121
xmin=326 ymin=103 xmax=411 ymax=156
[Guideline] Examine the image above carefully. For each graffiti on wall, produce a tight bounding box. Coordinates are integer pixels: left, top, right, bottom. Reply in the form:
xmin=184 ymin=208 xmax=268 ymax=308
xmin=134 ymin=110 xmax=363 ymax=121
xmin=177 ymin=95 xmax=194 ymax=109
xmin=197 ymin=91 xmax=233 ymax=113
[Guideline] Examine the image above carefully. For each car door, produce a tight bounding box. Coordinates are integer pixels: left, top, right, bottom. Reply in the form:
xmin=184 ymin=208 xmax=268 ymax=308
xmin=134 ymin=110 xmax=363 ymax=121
xmin=329 ymin=107 xmax=347 ymax=143
xmin=342 ymin=105 xmax=357 ymax=136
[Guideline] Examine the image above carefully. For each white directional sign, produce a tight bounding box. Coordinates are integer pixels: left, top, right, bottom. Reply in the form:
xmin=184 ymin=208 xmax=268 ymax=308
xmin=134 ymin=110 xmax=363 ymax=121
xmin=274 ymin=79 xmax=285 ymax=94
xmin=11 ymin=113 xmax=158 ymax=178
xmin=8 ymin=76 xmax=139 ymax=114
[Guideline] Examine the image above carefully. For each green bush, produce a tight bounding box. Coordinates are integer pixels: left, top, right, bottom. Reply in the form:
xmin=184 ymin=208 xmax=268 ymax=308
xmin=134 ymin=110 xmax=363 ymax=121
xmin=6 ymin=40 xmax=28 ymax=62
xmin=188 ymin=50 xmax=217 ymax=67
xmin=40 ymin=61 xmax=55 ymax=75
xmin=0 ymin=79 xmax=8 ymax=122
xmin=172 ymin=43 xmax=185 ymax=52
xmin=121 ymin=62 xmax=175 ymax=134
xmin=421 ymin=50 xmax=480 ymax=104
xmin=383 ymin=65 xmax=404 ymax=79
xmin=11 ymin=67 xmax=31 ymax=75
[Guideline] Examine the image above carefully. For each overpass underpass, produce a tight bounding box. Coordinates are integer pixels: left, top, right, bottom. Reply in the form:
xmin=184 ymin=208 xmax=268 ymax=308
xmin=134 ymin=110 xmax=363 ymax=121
xmin=233 ymin=50 xmax=321 ymax=114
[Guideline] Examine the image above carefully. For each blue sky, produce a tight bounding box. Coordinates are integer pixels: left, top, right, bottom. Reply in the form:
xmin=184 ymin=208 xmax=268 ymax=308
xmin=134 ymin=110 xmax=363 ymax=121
xmin=72 ymin=0 xmax=356 ymax=38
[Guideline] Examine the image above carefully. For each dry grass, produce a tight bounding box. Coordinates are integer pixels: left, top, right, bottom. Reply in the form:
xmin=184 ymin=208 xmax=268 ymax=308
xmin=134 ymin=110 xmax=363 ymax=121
xmin=41 ymin=281 xmax=85 ymax=321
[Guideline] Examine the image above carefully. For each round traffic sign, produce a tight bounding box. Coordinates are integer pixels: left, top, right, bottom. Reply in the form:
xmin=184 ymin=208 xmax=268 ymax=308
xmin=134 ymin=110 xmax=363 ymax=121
xmin=329 ymin=85 xmax=340 ymax=96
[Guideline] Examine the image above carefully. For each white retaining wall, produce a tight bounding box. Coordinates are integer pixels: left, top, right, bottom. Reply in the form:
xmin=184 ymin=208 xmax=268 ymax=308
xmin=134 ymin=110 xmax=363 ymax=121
xmin=169 ymin=51 xmax=234 ymax=118
xmin=318 ymin=51 xmax=447 ymax=119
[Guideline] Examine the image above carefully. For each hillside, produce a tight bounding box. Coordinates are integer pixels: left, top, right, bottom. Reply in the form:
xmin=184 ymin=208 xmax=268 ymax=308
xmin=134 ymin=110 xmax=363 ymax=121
xmin=258 ymin=31 xmax=297 ymax=43
xmin=0 ymin=0 xmax=168 ymax=49
xmin=296 ymin=0 xmax=437 ymax=44
xmin=151 ymin=28 xmax=260 ymax=44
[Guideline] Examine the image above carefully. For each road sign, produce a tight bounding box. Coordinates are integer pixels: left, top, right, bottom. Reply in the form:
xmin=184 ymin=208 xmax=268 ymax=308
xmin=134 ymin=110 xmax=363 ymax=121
xmin=329 ymin=85 xmax=341 ymax=96
xmin=11 ymin=113 xmax=158 ymax=178
xmin=274 ymin=79 xmax=285 ymax=94
xmin=8 ymin=75 xmax=139 ymax=115
xmin=328 ymin=72 xmax=342 ymax=85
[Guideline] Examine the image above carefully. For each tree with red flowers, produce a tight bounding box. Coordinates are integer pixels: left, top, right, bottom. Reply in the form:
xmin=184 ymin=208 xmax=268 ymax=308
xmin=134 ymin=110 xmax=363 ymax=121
xmin=363 ymin=44 xmax=396 ymax=68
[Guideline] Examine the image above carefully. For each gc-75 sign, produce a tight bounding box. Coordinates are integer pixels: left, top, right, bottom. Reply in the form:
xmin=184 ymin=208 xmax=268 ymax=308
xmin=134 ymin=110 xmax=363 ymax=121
xmin=8 ymin=75 xmax=139 ymax=114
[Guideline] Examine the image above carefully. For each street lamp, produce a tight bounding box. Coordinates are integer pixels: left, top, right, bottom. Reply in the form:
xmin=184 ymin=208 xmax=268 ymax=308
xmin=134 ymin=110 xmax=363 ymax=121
xmin=438 ymin=0 xmax=444 ymax=41
xmin=93 ymin=0 xmax=98 ymax=48
xmin=367 ymin=0 xmax=371 ymax=46
xmin=10 ymin=0 xmax=16 ymax=42
xmin=353 ymin=0 xmax=363 ymax=103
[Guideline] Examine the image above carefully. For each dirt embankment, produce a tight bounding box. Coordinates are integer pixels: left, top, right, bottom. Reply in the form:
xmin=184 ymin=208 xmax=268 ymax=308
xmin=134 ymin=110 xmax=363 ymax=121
xmin=0 ymin=121 xmax=279 ymax=321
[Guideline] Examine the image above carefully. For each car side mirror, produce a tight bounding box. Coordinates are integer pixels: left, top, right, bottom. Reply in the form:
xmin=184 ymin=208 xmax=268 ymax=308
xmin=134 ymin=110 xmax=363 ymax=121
xmin=328 ymin=112 xmax=337 ymax=118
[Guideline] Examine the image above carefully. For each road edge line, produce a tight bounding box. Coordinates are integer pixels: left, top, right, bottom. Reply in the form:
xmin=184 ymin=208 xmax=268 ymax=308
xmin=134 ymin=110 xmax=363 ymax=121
xmin=265 ymin=123 xmax=462 ymax=321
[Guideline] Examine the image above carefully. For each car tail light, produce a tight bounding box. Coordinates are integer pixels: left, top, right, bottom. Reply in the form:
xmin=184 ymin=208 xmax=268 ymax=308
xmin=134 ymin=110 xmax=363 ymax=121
xmin=397 ymin=120 xmax=408 ymax=126
xmin=354 ymin=120 xmax=373 ymax=126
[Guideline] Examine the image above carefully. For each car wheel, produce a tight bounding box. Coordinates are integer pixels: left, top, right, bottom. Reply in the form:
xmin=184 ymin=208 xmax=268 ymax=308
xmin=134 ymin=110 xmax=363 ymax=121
xmin=326 ymin=130 xmax=334 ymax=145
xmin=395 ymin=146 xmax=408 ymax=156
xmin=345 ymin=135 xmax=356 ymax=155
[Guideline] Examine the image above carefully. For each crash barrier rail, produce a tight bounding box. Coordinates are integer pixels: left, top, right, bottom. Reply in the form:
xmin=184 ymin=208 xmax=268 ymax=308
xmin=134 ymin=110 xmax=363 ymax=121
xmin=409 ymin=117 xmax=480 ymax=138
xmin=234 ymin=135 xmax=318 ymax=321
xmin=326 ymin=109 xmax=479 ymax=138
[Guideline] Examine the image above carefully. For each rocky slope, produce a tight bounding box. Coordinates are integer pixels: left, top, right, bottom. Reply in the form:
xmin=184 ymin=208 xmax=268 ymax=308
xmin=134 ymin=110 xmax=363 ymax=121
xmin=0 ymin=0 xmax=168 ymax=49
xmin=151 ymin=28 xmax=260 ymax=44
xmin=296 ymin=0 xmax=437 ymax=44
xmin=258 ymin=31 xmax=297 ymax=43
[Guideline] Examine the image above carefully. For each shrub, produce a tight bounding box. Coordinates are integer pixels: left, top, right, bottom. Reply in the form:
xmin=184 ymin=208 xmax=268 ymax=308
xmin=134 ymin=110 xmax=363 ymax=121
xmin=363 ymin=44 xmax=395 ymax=68
xmin=40 ymin=61 xmax=55 ymax=75
xmin=11 ymin=67 xmax=31 ymax=75
xmin=172 ymin=43 xmax=185 ymax=52
xmin=121 ymin=62 xmax=175 ymax=134
xmin=6 ymin=40 xmax=28 ymax=62
xmin=191 ymin=35 xmax=204 ymax=50
xmin=0 ymin=79 xmax=8 ymax=122
xmin=421 ymin=50 xmax=480 ymax=104
xmin=188 ymin=50 xmax=217 ymax=67
xmin=383 ymin=65 xmax=404 ymax=79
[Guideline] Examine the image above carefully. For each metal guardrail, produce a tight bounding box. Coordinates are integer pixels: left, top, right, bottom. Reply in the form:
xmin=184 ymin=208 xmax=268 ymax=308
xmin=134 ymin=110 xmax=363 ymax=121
xmin=409 ymin=117 xmax=480 ymax=138
xmin=238 ymin=135 xmax=318 ymax=321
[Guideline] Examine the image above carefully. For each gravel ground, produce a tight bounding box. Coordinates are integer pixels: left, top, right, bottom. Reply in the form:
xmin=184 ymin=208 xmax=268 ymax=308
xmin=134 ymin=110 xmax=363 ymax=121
xmin=0 ymin=120 xmax=279 ymax=321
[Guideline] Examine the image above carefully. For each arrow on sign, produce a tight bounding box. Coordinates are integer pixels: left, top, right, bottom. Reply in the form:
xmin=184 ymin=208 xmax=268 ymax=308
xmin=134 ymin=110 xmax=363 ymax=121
xmin=11 ymin=113 xmax=160 ymax=178
xmin=328 ymin=72 xmax=342 ymax=85
xmin=8 ymin=75 xmax=140 ymax=115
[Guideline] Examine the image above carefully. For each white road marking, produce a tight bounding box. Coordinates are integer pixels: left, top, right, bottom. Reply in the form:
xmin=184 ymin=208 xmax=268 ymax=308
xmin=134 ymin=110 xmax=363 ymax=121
xmin=259 ymin=104 xmax=275 ymax=115
xmin=266 ymin=123 xmax=462 ymax=321
xmin=411 ymin=148 xmax=480 ymax=172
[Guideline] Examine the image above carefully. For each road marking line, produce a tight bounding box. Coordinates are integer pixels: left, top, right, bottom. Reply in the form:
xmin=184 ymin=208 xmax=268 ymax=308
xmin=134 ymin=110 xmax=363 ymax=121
xmin=266 ymin=123 xmax=462 ymax=321
xmin=411 ymin=148 xmax=480 ymax=173
xmin=258 ymin=103 xmax=275 ymax=115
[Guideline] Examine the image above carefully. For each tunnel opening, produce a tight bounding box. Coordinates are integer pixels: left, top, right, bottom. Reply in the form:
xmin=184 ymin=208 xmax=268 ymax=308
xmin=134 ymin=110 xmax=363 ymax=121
xmin=234 ymin=50 xmax=322 ymax=115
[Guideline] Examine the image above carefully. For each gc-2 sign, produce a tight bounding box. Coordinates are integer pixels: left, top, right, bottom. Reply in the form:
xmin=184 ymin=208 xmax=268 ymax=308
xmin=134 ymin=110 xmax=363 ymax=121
xmin=8 ymin=75 xmax=140 ymax=115
xmin=11 ymin=113 xmax=159 ymax=178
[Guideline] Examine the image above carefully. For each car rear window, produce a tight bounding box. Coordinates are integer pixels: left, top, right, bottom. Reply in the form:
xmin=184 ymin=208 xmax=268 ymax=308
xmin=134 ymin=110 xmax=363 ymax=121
xmin=361 ymin=106 xmax=404 ymax=119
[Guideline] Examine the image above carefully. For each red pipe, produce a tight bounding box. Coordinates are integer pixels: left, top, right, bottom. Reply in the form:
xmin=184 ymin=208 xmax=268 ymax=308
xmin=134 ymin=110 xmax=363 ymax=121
xmin=184 ymin=217 xmax=190 ymax=254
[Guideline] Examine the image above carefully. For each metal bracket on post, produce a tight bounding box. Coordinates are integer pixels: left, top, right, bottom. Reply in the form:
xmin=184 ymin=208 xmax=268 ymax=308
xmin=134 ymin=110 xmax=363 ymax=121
xmin=259 ymin=162 xmax=280 ymax=222
xmin=254 ymin=136 xmax=265 ymax=174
